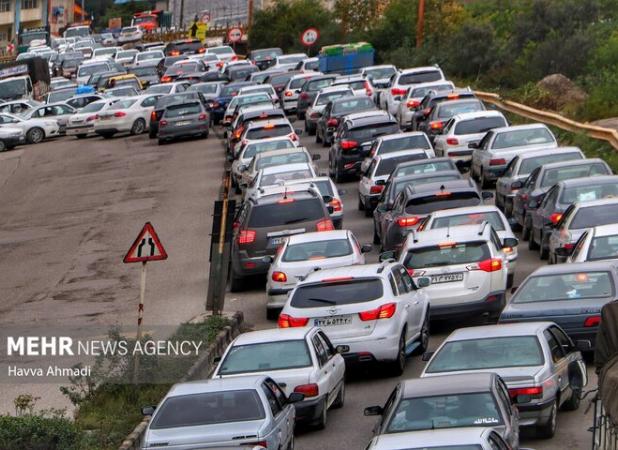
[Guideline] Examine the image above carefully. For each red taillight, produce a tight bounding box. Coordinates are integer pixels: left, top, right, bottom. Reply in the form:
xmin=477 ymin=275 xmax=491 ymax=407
xmin=508 ymin=386 xmax=543 ymax=400
xmin=284 ymin=90 xmax=293 ymax=97
xmin=329 ymin=198 xmax=343 ymax=212
xmin=272 ymin=271 xmax=287 ymax=282
xmin=86 ymin=115 xmax=97 ymax=121
xmin=231 ymin=55 xmax=239 ymax=61
xmin=300 ymin=92 xmax=309 ymax=100
xmin=294 ymin=383 xmax=319 ymax=397
xmin=161 ymin=75 xmax=172 ymax=83
xmin=478 ymin=258 xmax=502 ymax=272
xmin=446 ymin=137 xmax=459 ymax=145
xmin=429 ymin=121 xmax=443 ymax=130
xmin=216 ymin=61 xmax=224 ymax=69
xmin=406 ymin=100 xmax=420 ymax=109
xmin=364 ymin=81 xmax=373 ymax=96
xmin=563 ymin=243 xmax=575 ymax=250
xmin=550 ymin=213 xmax=563 ymax=224
xmin=359 ymin=303 xmax=397 ymax=321
xmin=316 ymin=218 xmax=334 ymax=232
xmin=370 ymin=185 xmax=384 ymax=194
xmin=278 ymin=314 xmax=309 ymax=328
xmin=198 ymin=113 xmax=207 ymax=121
xmin=150 ymin=111 xmax=156 ymax=121
xmin=198 ymin=47 xmax=205 ymax=53
xmin=238 ymin=229 xmax=256 ymax=244
xmin=397 ymin=216 xmax=420 ymax=227
xmin=159 ymin=119 xmax=168 ymax=127
xmin=407 ymin=268 xmax=414 ymax=276
xmin=340 ymin=140 xmax=358 ymax=150
xmin=327 ymin=118 xmax=338 ymax=127
xmin=290 ymin=133 xmax=299 ymax=142
xmin=233 ymin=126 xmax=244 ymax=139
xmin=114 ymin=111 xmax=126 ymax=117
xmin=490 ymin=158 xmax=507 ymax=166
xmin=391 ymin=87 xmax=406 ymax=96
xmin=584 ymin=315 xmax=601 ymax=327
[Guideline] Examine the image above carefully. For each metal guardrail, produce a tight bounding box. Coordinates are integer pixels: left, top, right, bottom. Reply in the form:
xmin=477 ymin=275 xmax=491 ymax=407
xmin=591 ymin=391 xmax=618 ymax=450
xmin=475 ymin=91 xmax=618 ymax=150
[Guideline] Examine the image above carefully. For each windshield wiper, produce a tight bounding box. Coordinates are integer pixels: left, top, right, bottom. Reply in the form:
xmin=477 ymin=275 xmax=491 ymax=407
xmin=306 ymin=297 xmax=337 ymax=305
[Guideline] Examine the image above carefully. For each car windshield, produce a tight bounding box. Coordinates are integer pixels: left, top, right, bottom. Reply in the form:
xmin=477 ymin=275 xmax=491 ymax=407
xmin=257 ymin=152 xmax=309 ymax=169
xmin=316 ymin=91 xmax=350 ymax=105
xmin=349 ymin=123 xmax=400 ymax=142
xmin=47 ymin=90 xmax=75 ymax=103
xmin=78 ymin=64 xmax=109 ymax=76
xmin=110 ymin=99 xmax=136 ymax=109
xmin=492 ymin=128 xmax=555 ymax=149
xmin=307 ymin=78 xmax=335 ymax=91
xmin=399 ymin=70 xmax=442 ymax=85
xmin=246 ymin=124 xmax=292 ymax=140
xmin=392 ymin=175 xmax=461 ymax=198
xmin=283 ymin=239 xmax=352 ymax=262
xmin=221 ymin=85 xmax=245 ymax=96
xmin=519 ymin=153 xmax=582 ymax=176
xmin=219 ymin=340 xmax=312 ymax=375
xmin=540 ymin=163 xmax=609 ymax=188
xmin=149 ymin=390 xmax=265 ymax=429
xmin=560 ymin=183 xmax=618 ymax=204
xmin=335 ymin=80 xmax=365 ymax=90
xmin=244 ymin=140 xmax=295 ymax=158
xmin=108 ymin=87 xmax=137 ymax=97
xmin=513 ymin=272 xmax=613 ymax=302
xmin=403 ymin=242 xmax=490 ymax=269
xmin=410 ymin=83 xmax=453 ymax=98
xmin=290 ymin=77 xmax=310 ymax=89
xmin=454 ymin=117 xmax=506 ymax=135
xmin=393 ymin=161 xmax=455 ymax=177
xmin=365 ymin=67 xmax=396 ymax=79
xmin=164 ymin=103 xmax=201 ymax=118
xmin=588 ymin=235 xmax=618 ymax=261
xmin=405 ymin=192 xmax=481 ymax=214
xmin=252 ymin=49 xmax=281 ymax=60
xmin=209 ymin=46 xmax=234 ymax=55
xmin=386 ymin=393 xmax=502 ymax=433
xmin=426 ymin=336 xmax=544 ymax=373
xmin=437 ymin=101 xmax=483 ymax=119
xmin=117 ymin=51 xmax=137 ymax=59
xmin=137 ymin=52 xmax=163 ymax=61
xmin=81 ymin=102 xmax=105 ymax=113
xmin=260 ymin=169 xmax=312 ymax=187
xmin=571 ymin=204 xmax=618 ymax=229
xmin=291 ymin=279 xmax=383 ymax=308
xmin=431 ymin=212 xmax=504 ymax=231
xmin=248 ymin=198 xmax=324 ymax=227
xmin=381 ymin=135 xmax=431 ymax=152
xmin=304 ymin=60 xmax=319 ymax=70
xmin=167 ymin=62 xmax=200 ymax=74
xmin=332 ymin=97 xmax=374 ymax=114
xmin=376 ymin=154 xmax=427 ymax=176
xmin=237 ymin=94 xmax=271 ymax=106
xmin=149 ymin=84 xmax=175 ymax=94
xmin=95 ymin=48 xmax=116 ymax=57
xmin=190 ymin=83 xmax=219 ymax=94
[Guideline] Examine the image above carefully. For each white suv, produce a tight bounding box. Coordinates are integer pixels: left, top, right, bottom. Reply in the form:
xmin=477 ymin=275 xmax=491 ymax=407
xmin=279 ymin=261 xmax=431 ymax=375
xmin=395 ymin=223 xmax=514 ymax=321
xmin=382 ymin=66 xmax=446 ymax=115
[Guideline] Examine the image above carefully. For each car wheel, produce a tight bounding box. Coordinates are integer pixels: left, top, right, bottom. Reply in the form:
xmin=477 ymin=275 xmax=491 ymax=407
xmin=539 ymin=232 xmax=549 ymax=260
xmin=101 ymin=132 xmax=115 ymax=139
xmin=230 ymin=269 xmax=244 ymax=292
xmin=314 ymin=398 xmax=327 ymax=430
xmin=507 ymin=273 xmax=514 ymax=289
xmin=130 ymin=118 xmax=146 ymax=135
xmin=413 ymin=311 xmax=430 ymax=355
xmin=315 ymin=128 xmax=322 ymax=143
xmin=332 ymin=382 xmax=345 ymax=409
xmin=334 ymin=164 xmax=343 ymax=184
xmin=26 ymin=127 xmax=45 ymax=144
xmin=480 ymin=169 xmax=491 ymax=189
xmin=307 ymin=122 xmax=316 ymax=136
xmin=528 ymin=227 xmax=539 ymax=250
xmin=562 ymin=388 xmax=581 ymax=411
xmin=536 ymin=400 xmax=557 ymax=439
xmin=358 ymin=195 xmax=364 ymax=211
xmin=521 ymin=216 xmax=531 ymax=241
xmin=0 ymin=140 xmax=6 ymax=152
xmin=505 ymin=198 xmax=513 ymax=218
xmin=76 ymin=134 xmax=87 ymax=139
xmin=373 ymin=225 xmax=381 ymax=245
xmin=158 ymin=139 xmax=165 ymax=145
xmin=389 ymin=329 xmax=406 ymax=376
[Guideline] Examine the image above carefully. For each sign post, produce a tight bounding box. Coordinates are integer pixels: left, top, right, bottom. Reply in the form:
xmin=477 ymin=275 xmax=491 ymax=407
xmin=301 ymin=27 xmax=320 ymax=56
xmin=123 ymin=222 xmax=168 ymax=382
xmin=227 ymin=26 xmax=242 ymax=52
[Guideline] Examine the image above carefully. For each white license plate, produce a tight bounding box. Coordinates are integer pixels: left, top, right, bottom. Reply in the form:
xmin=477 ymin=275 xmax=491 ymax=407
xmin=268 ymin=237 xmax=285 ymax=247
xmin=314 ymin=315 xmax=352 ymax=327
xmin=431 ymin=273 xmax=464 ymax=284
xmin=176 ymin=121 xmax=191 ymax=126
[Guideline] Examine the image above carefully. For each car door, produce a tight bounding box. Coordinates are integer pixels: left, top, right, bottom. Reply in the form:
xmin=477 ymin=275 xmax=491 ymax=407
xmin=261 ymin=380 xmax=291 ymax=449
xmin=472 ymin=131 xmax=492 ymax=174
xmin=550 ymin=325 xmax=587 ymax=397
xmin=392 ymin=266 xmax=421 ymax=341
xmin=317 ymin=330 xmax=345 ymax=401
xmin=487 ymin=430 xmax=511 ymax=450
xmin=543 ymin=328 xmax=569 ymax=405
xmin=533 ymin=185 xmax=559 ymax=236
xmin=312 ymin=333 xmax=336 ymax=408
xmin=495 ymin=377 xmax=519 ymax=448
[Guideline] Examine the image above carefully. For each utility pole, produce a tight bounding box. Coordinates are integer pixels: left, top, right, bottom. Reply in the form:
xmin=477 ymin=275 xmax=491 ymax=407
xmin=179 ymin=0 xmax=185 ymax=29
xmin=247 ymin=0 xmax=253 ymax=31
xmin=416 ymin=0 xmax=425 ymax=48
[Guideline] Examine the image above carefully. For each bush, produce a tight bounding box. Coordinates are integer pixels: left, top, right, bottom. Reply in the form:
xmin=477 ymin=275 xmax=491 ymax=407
xmin=0 ymin=415 xmax=84 ymax=450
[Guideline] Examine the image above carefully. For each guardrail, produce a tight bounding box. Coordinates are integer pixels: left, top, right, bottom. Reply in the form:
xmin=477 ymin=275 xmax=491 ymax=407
xmin=475 ymin=91 xmax=618 ymax=151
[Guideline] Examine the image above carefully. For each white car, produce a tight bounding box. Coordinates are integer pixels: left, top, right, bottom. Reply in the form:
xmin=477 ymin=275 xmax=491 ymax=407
xmin=420 ymin=205 xmax=518 ymax=287
xmin=243 ymin=162 xmax=317 ymax=200
xmin=145 ymin=81 xmax=189 ymax=95
xmin=240 ymin=148 xmax=318 ymax=190
xmin=281 ymin=73 xmax=317 ymax=113
xmin=273 ymin=53 xmax=308 ymax=71
xmin=212 ymin=327 xmax=345 ymax=428
xmin=331 ymin=74 xmax=374 ymax=98
xmin=238 ymin=84 xmax=279 ymax=105
xmin=285 ymin=177 xmax=345 ymax=229
xmin=75 ymin=60 xmax=113 ymax=84
xmin=115 ymin=49 xmax=139 ymax=66
xmin=94 ymin=94 xmax=160 ymax=138
xmin=366 ymin=427 xmax=514 ymax=450
xmin=24 ymin=102 xmax=76 ymax=134
xmin=304 ymin=86 xmax=353 ymax=135
xmin=131 ymin=50 xmax=165 ymax=68
xmin=0 ymin=99 xmax=41 ymax=114
xmin=434 ymin=110 xmax=508 ymax=169
xmin=396 ymin=223 xmax=515 ymax=321
xmin=265 ymin=230 xmax=369 ymax=316
xmin=279 ymin=261 xmax=431 ymax=375
xmin=205 ymin=45 xmax=237 ymax=62
xmin=65 ymin=98 xmax=119 ymax=138
xmin=382 ymin=66 xmax=446 ymax=115
xmin=0 ymin=112 xmax=59 ymax=144
xmin=395 ymin=80 xmax=454 ymax=129
xmin=567 ymin=224 xmax=618 ymax=263
xmin=360 ymin=132 xmax=434 ymax=174
xmin=92 ymin=46 xmax=121 ymax=60
xmin=361 ymin=64 xmax=397 ymax=104
xmin=222 ymin=93 xmax=273 ymax=125
xmin=118 ymin=26 xmax=143 ymax=44
xmin=0 ymin=127 xmax=25 ymax=151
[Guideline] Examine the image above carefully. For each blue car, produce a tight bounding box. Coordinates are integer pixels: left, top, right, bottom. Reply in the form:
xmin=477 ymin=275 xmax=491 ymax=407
xmin=209 ymin=81 xmax=255 ymax=124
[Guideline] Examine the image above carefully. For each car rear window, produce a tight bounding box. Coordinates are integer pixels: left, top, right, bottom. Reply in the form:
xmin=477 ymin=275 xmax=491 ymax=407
xmin=393 ymin=175 xmax=461 ymax=197
xmin=244 ymin=140 xmax=295 ymax=158
xmin=492 ymin=128 xmax=555 ymax=150
xmin=513 ymin=272 xmax=613 ymax=302
xmin=270 ymin=73 xmax=294 ymax=86
xmin=431 ymin=212 xmax=504 ymax=231
xmin=386 ymin=393 xmax=502 ymax=433
xmin=394 ymin=161 xmax=456 ymax=177
xmin=519 ymin=152 xmax=583 ymax=175
xmin=307 ymin=78 xmax=335 ymax=91
xmin=291 ymin=278 xmax=384 ymax=308
xmin=376 ymin=154 xmax=427 ymax=176
xmin=332 ymin=97 xmax=374 ymax=114
xmin=436 ymin=100 xmax=483 ymax=119
xmin=399 ymin=70 xmax=443 ymax=85
xmin=316 ymin=91 xmax=350 ymax=105
xmin=454 ymin=117 xmax=506 ymax=135
xmin=148 ymin=84 xmax=173 ymax=94
xmin=410 ymin=83 xmax=453 ymax=98
xmin=218 ymin=340 xmax=312 ymax=375
xmin=260 ymin=169 xmax=313 ymax=187
xmin=246 ymin=124 xmax=292 ymax=140
xmin=588 ymin=235 xmax=618 ymax=261
xmin=560 ymin=183 xmax=618 ymax=204
xmin=257 ymin=152 xmax=309 ymax=169
xmin=380 ymin=135 xmax=431 ymax=152
xmin=221 ymin=84 xmax=245 ymax=96
xmin=403 ymin=241 xmax=490 ymax=269
xmin=164 ymin=103 xmax=201 ymax=118
xmin=571 ymin=204 xmax=618 ymax=229
xmin=289 ymin=77 xmax=309 ymax=89
xmin=149 ymin=390 xmax=264 ymax=429
xmin=304 ymin=60 xmax=319 ymax=70
xmin=191 ymin=83 xmax=219 ymax=94
xmin=283 ymin=239 xmax=352 ymax=262
xmin=248 ymin=198 xmax=324 ymax=227
xmin=405 ymin=191 xmax=481 ymax=214
xmin=540 ymin=163 xmax=610 ymax=188
xmin=349 ymin=123 xmax=400 ymax=142
xmin=426 ymin=336 xmax=544 ymax=373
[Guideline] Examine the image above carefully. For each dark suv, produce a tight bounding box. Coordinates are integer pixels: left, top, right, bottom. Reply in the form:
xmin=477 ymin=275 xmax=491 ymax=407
xmin=149 ymin=91 xmax=207 ymax=138
xmin=296 ymin=75 xmax=337 ymax=120
xmin=411 ymin=89 xmax=479 ymax=135
xmin=230 ymin=187 xmax=334 ymax=291
xmin=377 ymin=179 xmax=490 ymax=252
xmin=328 ymin=111 xmax=399 ymax=182
xmin=316 ymin=95 xmax=377 ymax=146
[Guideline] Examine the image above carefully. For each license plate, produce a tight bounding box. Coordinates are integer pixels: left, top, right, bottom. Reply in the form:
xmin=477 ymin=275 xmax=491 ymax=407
xmin=314 ymin=315 xmax=352 ymax=327
xmin=176 ymin=121 xmax=191 ymax=126
xmin=431 ymin=273 xmax=464 ymax=284
xmin=268 ymin=237 xmax=286 ymax=248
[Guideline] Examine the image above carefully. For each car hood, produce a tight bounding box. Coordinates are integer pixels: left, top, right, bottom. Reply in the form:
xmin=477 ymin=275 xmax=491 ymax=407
xmin=0 ymin=126 xmax=23 ymax=136
xmin=423 ymin=365 xmax=544 ymax=385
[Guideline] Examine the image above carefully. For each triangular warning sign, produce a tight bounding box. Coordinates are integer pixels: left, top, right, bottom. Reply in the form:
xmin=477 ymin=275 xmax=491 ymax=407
xmin=123 ymin=222 xmax=168 ymax=263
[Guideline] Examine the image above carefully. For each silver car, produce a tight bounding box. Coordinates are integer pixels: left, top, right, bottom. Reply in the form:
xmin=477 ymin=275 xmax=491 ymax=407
xmin=265 ymin=229 xmax=369 ymax=317
xmin=567 ymin=223 xmax=618 ymax=263
xmin=422 ymin=322 xmax=588 ymax=439
xmin=395 ymin=80 xmax=455 ymax=130
xmin=141 ymin=375 xmax=302 ymax=450
xmin=304 ymin=86 xmax=353 ymax=135
xmin=470 ymin=123 xmax=558 ymax=188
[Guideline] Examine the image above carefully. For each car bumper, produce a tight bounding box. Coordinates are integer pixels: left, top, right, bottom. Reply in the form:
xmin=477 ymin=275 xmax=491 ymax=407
xmin=2 ymin=135 xmax=24 ymax=146
xmin=267 ymin=288 xmax=293 ymax=309
xmin=294 ymin=396 xmax=325 ymax=423
xmin=483 ymin=165 xmax=507 ymax=180
xmin=332 ymin=329 xmax=401 ymax=362
xmin=66 ymin=124 xmax=94 ymax=135
xmin=430 ymin=292 xmax=505 ymax=321
xmin=517 ymin=397 xmax=556 ymax=427
xmin=283 ymin=98 xmax=298 ymax=112
xmin=233 ymin=253 xmax=272 ymax=276
xmin=159 ymin=123 xmax=209 ymax=139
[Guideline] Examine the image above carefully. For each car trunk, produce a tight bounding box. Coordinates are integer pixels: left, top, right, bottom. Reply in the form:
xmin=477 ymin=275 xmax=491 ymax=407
xmin=219 ymin=367 xmax=311 ymax=397
xmin=145 ymin=420 xmax=264 ymax=448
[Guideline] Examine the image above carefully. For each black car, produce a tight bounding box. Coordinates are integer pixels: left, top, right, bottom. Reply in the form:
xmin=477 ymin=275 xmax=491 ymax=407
xmin=328 ymin=111 xmax=399 ymax=182
xmin=411 ymin=89 xmax=478 ymax=134
xmin=316 ymin=95 xmax=377 ymax=146
xmin=296 ymin=75 xmax=337 ymax=120
xmin=164 ymin=39 xmax=204 ymax=56
xmin=249 ymin=47 xmax=283 ymax=70
xmin=226 ymin=65 xmax=259 ymax=82
xmin=263 ymin=71 xmax=301 ymax=97
xmin=149 ymin=91 xmax=207 ymax=138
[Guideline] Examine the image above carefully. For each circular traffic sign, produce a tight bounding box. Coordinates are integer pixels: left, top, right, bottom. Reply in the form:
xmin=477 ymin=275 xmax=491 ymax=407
xmin=227 ymin=27 xmax=242 ymax=43
xmin=301 ymin=27 xmax=319 ymax=47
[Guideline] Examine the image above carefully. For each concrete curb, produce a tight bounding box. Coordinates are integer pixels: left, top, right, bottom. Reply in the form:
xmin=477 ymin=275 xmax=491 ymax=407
xmin=118 ymin=311 xmax=244 ymax=450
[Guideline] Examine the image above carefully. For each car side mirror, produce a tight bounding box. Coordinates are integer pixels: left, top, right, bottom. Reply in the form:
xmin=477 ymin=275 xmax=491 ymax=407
xmin=288 ymin=392 xmax=305 ymax=403
xmin=262 ymin=256 xmax=274 ymax=264
xmin=141 ymin=405 xmax=156 ymax=416
xmin=312 ymin=153 xmax=321 ymax=161
xmin=502 ymin=237 xmax=519 ymax=248
xmin=361 ymin=244 xmax=373 ymax=253
xmin=575 ymin=340 xmax=592 ymax=352
xmin=375 ymin=179 xmax=386 ymax=186
xmin=421 ymin=351 xmax=434 ymax=362
xmin=511 ymin=180 xmax=523 ymax=190
xmin=416 ymin=276 xmax=431 ymax=288
xmin=336 ymin=344 xmax=350 ymax=354
xmin=554 ymin=247 xmax=573 ymax=257
xmin=379 ymin=250 xmax=396 ymax=262
xmin=481 ymin=191 xmax=494 ymax=200
xmin=364 ymin=405 xmax=383 ymax=416
xmin=468 ymin=142 xmax=479 ymax=149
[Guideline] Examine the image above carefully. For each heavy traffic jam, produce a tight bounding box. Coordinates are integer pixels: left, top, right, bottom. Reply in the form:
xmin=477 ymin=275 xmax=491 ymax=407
xmin=2 ymin=23 xmax=616 ymax=450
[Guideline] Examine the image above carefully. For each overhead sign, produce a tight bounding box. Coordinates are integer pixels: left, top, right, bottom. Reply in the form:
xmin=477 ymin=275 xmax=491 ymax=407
xmin=123 ymin=222 xmax=168 ymax=263
xmin=301 ymin=27 xmax=319 ymax=47
xmin=227 ymin=27 xmax=242 ymax=43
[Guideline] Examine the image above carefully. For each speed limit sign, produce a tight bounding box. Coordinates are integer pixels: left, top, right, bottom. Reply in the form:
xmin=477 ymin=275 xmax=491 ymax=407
xmin=301 ymin=27 xmax=320 ymax=47
xmin=227 ymin=27 xmax=242 ymax=43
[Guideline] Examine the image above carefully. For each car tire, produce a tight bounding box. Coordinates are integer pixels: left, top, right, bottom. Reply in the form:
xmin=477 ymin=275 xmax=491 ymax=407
xmin=358 ymin=196 xmax=364 ymax=211
xmin=507 ymin=273 xmax=514 ymax=289
xmin=0 ymin=140 xmax=6 ymax=152
xmin=306 ymin=122 xmax=316 ymax=136
xmin=332 ymin=382 xmax=345 ymax=409
xmin=149 ymin=130 xmax=156 ymax=139
xmin=230 ymin=269 xmax=244 ymax=292
xmin=528 ymin=228 xmax=539 ymax=250
xmin=101 ymin=132 xmax=115 ymax=139
xmin=314 ymin=398 xmax=328 ymax=430
xmin=480 ymin=169 xmax=491 ymax=189
xmin=315 ymin=128 xmax=322 ymax=143
xmin=334 ymin=164 xmax=343 ymax=184
xmin=539 ymin=232 xmax=549 ymax=260
xmin=413 ymin=311 xmax=430 ymax=355
xmin=297 ymin=111 xmax=305 ymax=121
xmin=26 ymin=127 xmax=45 ymax=144
xmin=536 ymin=400 xmax=557 ymax=439
xmin=130 ymin=118 xmax=146 ymax=135
xmin=158 ymin=139 xmax=165 ymax=145
xmin=521 ymin=216 xmax=531 ymax=242
xmin=389 ymin=329 xmax=406 ymax=376
xmin=373 ymin=225 xmax=381 ymax=245
xmin=562 ymin=388 xmax=581 ymax=411
xmin=76 ymin=134 xmax=87 ymax=139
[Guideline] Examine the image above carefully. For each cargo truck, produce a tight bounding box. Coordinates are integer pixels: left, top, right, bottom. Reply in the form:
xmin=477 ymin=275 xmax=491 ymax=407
xmin=0 ymin=57 xmax=50 ymax=101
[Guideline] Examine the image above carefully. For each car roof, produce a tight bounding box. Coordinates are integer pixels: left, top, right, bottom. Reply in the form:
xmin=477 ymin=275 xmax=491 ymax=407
xmin=429 ymin=204 xmax=502 ymax=218
xmin=395 ymin=156 xmax=454 ymax=168
xmin=527 ymin=260 xmax=618 ymax=275
xmin=254 ymin=147 xmax=308 ymax=159
xmin=517 ymin=146 xmax=583 ymax=159
xmin=245 ymin=136 xmax=293 ymax=146
xmin=247 ymin=118 xmax=291 ymax=128
xmin=392 ymin=170 xmax=461 ymax=184
xmin=287 ymin=230 xmax=349 ymax=244
xmin=538 ymin=157 xmax=606 ymax=172
xmin=377 ymin=149 xmax=428 ymax=162
xmin=253 ymin=185 xmax=318 ymax=201
xmin=573 ymin=197 xmax=618 ymax=209
xmin=261 ymin=162 xmax=311 ymax=175
xmin=400 ymin=66 xmax=442 ymax=74
xmin=334 ymin=74 xmax=364 ymax=82
xmin=232 ymin=327 xmax=313 ymax=345
xmin=490 ymin=123 xmax=551 ymax=134
xmin=167 ymin=375 xmax=267 ymax=397
xmin=446 ymin=322 xmax=553 ymax=341
xmin=406 ymin=179 xmax=476 ymax=195
xmin=363 ymin=64 xmax=396 ymax=70
xmin=374 ymin=428 xmax=488 ymax=446
xmin=558 ymin=175 xmax=618 ymax=188
xmin=450 ymin=110 xmax=505 ymax=122
xmin=301 ymin=263 xmax=392 ymax=284
xmin=401 ymin=372 xmax=495 ymax=397
xmin=409 ymin=80 xmax=454 ymax=91
xmin=403 ymin=224 xmax=493 ymax=248
xmin=318 ymin=86 xmax=353 ymax=94
xmin=378 ymin=131 xmax=427 ymax=142
xmin=591 ymin=223 xmax=618 ymax=237
xmin=346 ymin=111 xmax=395 ymax=125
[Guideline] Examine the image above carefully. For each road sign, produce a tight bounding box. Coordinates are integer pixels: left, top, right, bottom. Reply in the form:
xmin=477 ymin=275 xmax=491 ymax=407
xmin=200 ymin=10 xmax=210 ymax=24
xmin=123 ymin=222 xmax=168 ymax=263
xmin=227 ymin=27 xmax=242 ymax=43
xmin=301 ymin=27 xmax=320 ymax=47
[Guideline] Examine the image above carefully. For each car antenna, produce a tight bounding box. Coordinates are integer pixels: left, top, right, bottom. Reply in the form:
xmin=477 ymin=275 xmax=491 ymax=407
xmin=446 ymin=224 xmax=450 ymax=239
xmin=283 ymin=186 xmax=288 ymax=200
